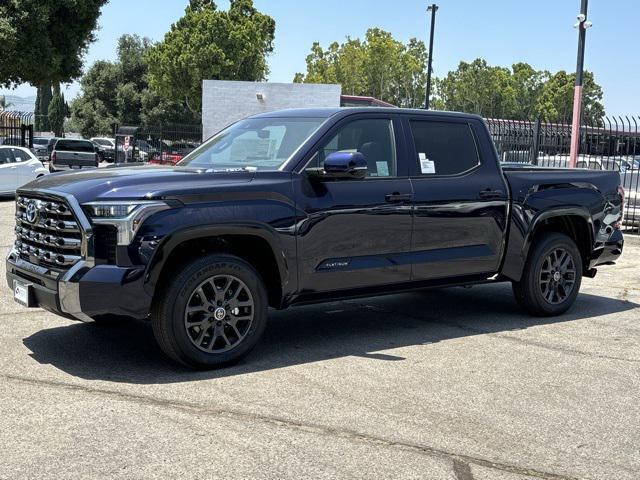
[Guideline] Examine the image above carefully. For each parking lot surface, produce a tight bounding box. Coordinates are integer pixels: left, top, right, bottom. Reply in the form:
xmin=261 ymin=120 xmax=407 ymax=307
xmin=0 ymin=198 xmax=638 ymax=480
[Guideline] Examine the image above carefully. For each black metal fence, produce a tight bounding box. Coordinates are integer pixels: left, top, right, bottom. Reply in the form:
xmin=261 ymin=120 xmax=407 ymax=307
xmin=128 ymin=123 xmax=203 ymax=165
xmin=0 ymin=111 xmax=33 ymax=148
xmin=486 ymin=116 xmax=640 ymax=233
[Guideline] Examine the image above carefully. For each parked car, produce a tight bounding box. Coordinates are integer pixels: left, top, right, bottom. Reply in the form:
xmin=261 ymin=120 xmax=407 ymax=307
xmin=576 ymin=158 xmax=631 ymax=172
xmin=31 ymin=137 xmax=51 ymax=161
xmin=148 ymin=141 xmax=199 ymax=165
xmin=45 ymin=137 xmax=61 ymax=161
xmin=0 ymin=146 xmax=47 ymax=195
xmin=7 ymin=108 xmax=624 ymax=369
xmin=90 ymin=137 xmax=116 ymax=162
xmin=49 ymin=138 xmax=99 ymax=172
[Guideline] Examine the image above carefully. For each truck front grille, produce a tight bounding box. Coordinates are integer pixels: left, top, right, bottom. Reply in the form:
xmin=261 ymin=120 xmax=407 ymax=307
xmin=14 ymin=195 xmax=83 ymax=269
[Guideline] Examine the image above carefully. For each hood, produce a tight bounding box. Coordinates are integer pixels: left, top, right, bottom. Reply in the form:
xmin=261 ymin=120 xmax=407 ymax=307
xmin=20 ymin=165 xmax=255 ymax=204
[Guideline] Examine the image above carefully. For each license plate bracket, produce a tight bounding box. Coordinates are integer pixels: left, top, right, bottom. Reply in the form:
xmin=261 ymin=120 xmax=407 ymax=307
xmin=13 ymin=280 xmax=33 ymax=307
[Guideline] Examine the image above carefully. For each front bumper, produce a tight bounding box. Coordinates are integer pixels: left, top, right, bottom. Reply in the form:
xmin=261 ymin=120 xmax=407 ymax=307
xmin=6 ymin=249 xmax=152 ymax=322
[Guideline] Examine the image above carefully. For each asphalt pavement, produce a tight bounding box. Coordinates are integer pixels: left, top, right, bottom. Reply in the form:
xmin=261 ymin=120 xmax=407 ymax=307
xmin=0 ymin=198 xmax=638 ymax=480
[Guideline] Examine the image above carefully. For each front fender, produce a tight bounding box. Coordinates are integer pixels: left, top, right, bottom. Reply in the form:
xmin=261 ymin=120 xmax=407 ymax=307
xmin=142 ymin=222 xmax=292 ymax=298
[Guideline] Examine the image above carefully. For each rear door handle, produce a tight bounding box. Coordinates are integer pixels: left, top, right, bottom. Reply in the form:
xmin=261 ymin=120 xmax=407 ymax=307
xmin=385 ymin=192 xmax=413 ymax=203
xmin=478 ymin=189 xmax=504 ymax=200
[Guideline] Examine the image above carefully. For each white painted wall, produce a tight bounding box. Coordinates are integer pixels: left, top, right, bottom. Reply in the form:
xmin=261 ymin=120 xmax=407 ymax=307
xmin=202 ymin=80 xmax=341 ymax=140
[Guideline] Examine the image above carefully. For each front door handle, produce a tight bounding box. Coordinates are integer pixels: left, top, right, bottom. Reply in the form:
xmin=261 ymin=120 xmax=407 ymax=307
xmin=478 ymin=189 xmax=504 ymax=200
xmin=385 ymin=192 xmax=413 ymax=203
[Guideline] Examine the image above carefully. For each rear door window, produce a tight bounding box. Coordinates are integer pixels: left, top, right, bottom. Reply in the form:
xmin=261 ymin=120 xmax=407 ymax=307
xmin=409 ymin=120 xmax=479 ymax=176
xmin=0 ymin=148 xmax=14 ymax=164
xmin=12 ymin=149 xmax=30 ymax=162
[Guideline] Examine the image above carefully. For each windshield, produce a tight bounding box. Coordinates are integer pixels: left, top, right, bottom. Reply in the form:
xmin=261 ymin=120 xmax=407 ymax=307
xmin=178 ymin=117 xmax=325 ymax=170
xmin=93 ymin=139 xmax=113 ymax=146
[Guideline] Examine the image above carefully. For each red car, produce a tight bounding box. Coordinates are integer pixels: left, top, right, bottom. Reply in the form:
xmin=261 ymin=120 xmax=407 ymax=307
xmin=149 ymin=142 xmax=198 ymax=166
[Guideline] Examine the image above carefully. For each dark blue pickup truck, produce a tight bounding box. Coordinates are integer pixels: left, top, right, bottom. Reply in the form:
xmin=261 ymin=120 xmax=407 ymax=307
xmin=7 ymin=108 xmax=624 ymax=368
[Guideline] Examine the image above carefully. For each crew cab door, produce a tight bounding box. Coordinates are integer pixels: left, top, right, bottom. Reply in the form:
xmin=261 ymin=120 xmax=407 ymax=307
xmin=294 ymin=114 xmax=413 ymax=294
xmin=0 ymin=147 xmax=18 ymax=193
xmin=11 ymin=148 xmax=37 ymax=187
xmin=403 ymin=115 xmax=509 ymax=281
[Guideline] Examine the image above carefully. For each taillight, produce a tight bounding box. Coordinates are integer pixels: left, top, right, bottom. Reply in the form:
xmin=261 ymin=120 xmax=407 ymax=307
xmin=51 ymin=152 xmax=56 ymax=163
xmin=616 ymin=186 xmax=625 ymax=229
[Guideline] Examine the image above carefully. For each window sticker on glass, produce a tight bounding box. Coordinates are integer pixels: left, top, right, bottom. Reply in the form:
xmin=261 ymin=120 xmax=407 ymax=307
xmin=419 ymin=152 xmax=435 ymax=174
xmin=376 ymin=161 xmax=390 ymax=177
xmin=230 ymin=138 xmax=276 ymax=161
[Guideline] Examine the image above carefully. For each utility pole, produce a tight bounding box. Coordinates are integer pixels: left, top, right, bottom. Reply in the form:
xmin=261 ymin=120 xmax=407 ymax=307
xmin=424 ymin=4 xmax=438 ymax=109
xmin=569 ymin=0 xmax=592 ymax=168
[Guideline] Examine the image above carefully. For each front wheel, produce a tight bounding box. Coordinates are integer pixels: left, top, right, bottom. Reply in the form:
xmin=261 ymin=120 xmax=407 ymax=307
xmin=151 ymin=254 xmax=268 ymax=369
xmin=512 ymin=233 xmax=583 ymax=316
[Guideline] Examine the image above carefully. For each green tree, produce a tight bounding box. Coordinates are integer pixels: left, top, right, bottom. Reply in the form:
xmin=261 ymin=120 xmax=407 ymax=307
xmin=70 ymin=34 xmax=194 ymax=137
xmin=0 ymin=0 xmax=106 ymax=120
xmin=434 ymin=59 xmax=605 ymax=122
xmin=535 ymin=70 xmax=604 ymax=123
xmin=294 ymin=29 xmax=427 ymax=108
xmin=69 ymin=60 xmax=119 ymax=137
xmin=48 ymin=89 xmax=66 ymax=136
xmin=435 ymin=59 xmax=516 ymax=118
xmin=145 ymin=0 xmax=275 ymax=119
xmin=510 ymin=62 xmax=549 ymax=120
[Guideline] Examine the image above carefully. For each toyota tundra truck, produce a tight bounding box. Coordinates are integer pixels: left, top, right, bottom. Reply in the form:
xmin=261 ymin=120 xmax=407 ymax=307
xmin=7 ymin=108 xmax=625 ymax=369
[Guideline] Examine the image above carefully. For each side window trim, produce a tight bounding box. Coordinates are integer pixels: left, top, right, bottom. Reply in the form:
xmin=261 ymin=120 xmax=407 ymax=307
xmin=300 ymin=114 xmax=405 ymax=178
xmin=403 ymin=115 xmax=482 ymax=178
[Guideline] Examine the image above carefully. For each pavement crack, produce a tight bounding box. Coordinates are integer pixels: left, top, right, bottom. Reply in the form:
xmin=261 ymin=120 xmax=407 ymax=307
xmin=1 ymin=373 xmax=579 ymax=480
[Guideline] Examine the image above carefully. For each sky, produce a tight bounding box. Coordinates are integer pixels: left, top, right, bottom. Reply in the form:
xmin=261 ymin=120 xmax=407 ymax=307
xmin=2 ymin=0 xmax=638 ymax=115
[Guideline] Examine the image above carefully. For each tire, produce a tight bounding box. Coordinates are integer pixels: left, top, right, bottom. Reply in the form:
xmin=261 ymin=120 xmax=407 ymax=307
xmin=151 ymin=254 xmax=268 ymax=369
xmin=512 ymin=233 xmax=583 ymax=316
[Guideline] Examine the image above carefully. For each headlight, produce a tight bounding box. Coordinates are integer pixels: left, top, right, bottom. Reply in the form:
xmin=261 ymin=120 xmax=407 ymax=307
xmin=83 ymin=201 xmax=170 ymax=245
xmin=85 ymin=203 xmax=141 ymax=218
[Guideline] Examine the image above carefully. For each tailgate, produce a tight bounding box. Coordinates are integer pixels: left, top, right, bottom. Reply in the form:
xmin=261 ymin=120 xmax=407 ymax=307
xmin=54 ymin=152 xmax=97 ymax=167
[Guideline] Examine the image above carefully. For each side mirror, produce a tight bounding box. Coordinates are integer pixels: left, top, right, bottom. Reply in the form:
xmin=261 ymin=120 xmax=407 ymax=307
xmin=309 ymin=151 xmax=368 ymax=180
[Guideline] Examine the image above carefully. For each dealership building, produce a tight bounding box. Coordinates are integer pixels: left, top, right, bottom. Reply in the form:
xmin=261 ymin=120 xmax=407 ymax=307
xmin=201 ymin=80 xmax=393 ymax=139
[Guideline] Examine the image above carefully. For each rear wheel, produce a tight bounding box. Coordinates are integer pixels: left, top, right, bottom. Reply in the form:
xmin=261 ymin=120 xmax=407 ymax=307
xmin=151 ymin=254 xmax=268 ymax=369
xmin=512 ymin=233 xmax=582 ymax=316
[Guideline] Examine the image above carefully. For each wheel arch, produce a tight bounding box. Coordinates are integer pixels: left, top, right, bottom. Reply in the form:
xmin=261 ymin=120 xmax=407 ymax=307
xmin=144 ymin=224 xmax=291 ymax=309
xmin=524 ymin=208 xmax=593 ymax=273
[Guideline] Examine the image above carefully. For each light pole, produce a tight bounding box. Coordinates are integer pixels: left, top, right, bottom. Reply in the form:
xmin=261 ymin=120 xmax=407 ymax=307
xmin=569 ymin=0 xmax=592 ymax=168
xmin=424 ymin=3 xmax=438 ymax=109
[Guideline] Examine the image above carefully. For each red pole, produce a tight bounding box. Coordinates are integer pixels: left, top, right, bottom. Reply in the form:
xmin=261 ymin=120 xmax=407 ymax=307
xmin=569 ymin=85 xmax=583 ymax=168
xmin=569 ymin=0 xmax=589 ymax=168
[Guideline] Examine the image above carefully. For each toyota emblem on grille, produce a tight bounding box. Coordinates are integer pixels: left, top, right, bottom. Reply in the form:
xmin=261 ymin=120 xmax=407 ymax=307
xmin=25 ymin=201 xmax=39 ymax=224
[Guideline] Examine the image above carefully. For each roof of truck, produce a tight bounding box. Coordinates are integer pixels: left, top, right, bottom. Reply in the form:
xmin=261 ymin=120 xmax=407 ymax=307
xmin=250 ymin=107 xmax=483 ymax=120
